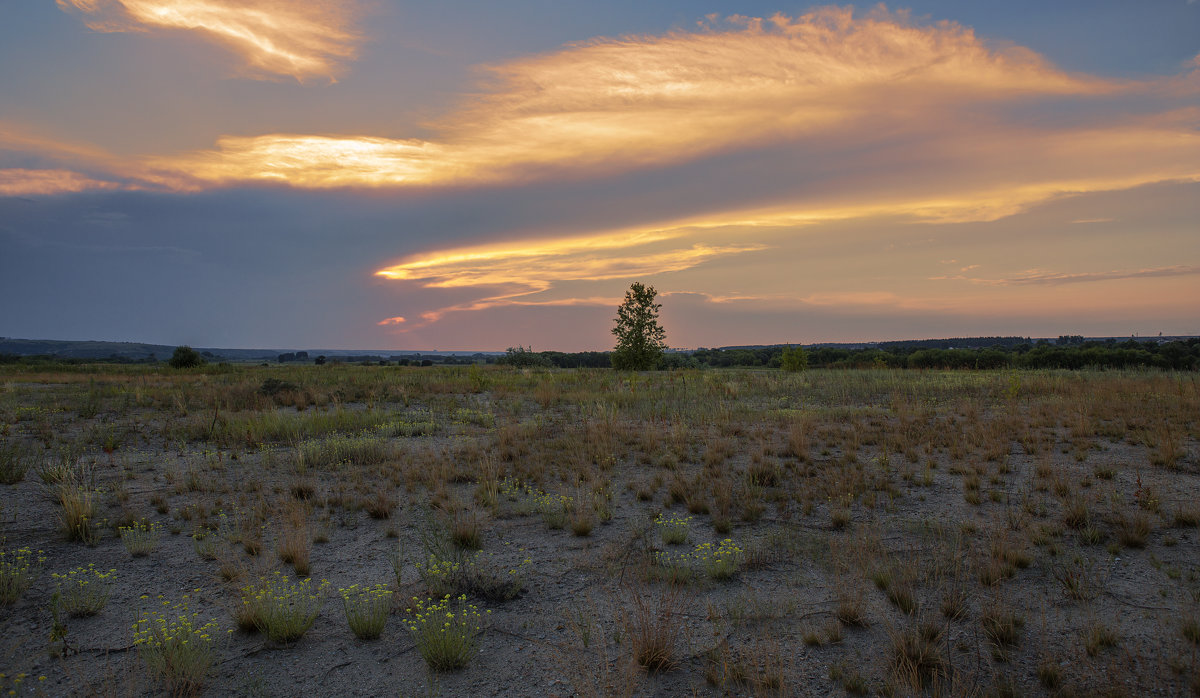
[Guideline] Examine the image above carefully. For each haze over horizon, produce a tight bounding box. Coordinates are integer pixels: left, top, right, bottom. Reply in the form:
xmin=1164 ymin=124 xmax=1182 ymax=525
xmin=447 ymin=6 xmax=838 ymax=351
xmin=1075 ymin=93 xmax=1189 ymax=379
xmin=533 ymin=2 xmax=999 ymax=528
xmin=2 ymin=2 xmax=1197 ymax=352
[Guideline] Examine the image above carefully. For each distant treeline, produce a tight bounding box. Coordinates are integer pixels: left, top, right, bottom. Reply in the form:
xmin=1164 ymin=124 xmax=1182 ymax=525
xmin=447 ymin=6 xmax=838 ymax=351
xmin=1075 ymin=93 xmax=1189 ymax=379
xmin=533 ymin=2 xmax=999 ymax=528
xmin=502 ymin=338 xmax=1200 ymax=371
xmin=4 ymin=338 xmax=1199 ymax=371
xmin=693 ymin=339 xmax=1200 ymax=370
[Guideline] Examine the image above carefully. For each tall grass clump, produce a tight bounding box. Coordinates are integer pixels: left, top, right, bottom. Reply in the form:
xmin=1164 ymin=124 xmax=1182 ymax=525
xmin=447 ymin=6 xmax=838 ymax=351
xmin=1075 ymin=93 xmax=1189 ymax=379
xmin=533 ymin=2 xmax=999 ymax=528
xmin=133 ymin=595 xmax=223 ymax=694
xmin=237 ymin=571 xmax=328 ymax=643
xmin=52 ymin=563 xmax=115 ymax=616
xmin=340 ymin=583 xmax=393 ymax=640
xmin=58 ymin=485 xmax=99 ymax=544
xmin=623 ymin=584 xmax=686 ymax=673
xmin=404 ymin=594 xmax=489 ymax=671
xmin=0 ymin=547 xmax=45 ymax=605
xmin=0 ymin=442 xmax=29 ymax=484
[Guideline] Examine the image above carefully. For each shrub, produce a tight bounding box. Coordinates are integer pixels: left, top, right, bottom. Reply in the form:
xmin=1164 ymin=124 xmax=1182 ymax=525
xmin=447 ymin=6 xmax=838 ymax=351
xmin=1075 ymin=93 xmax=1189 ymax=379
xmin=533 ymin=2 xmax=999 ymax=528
xmin=340 ymin=583 xmax=393 ymax=640
xmin=404 ymin=594 xmax=488 ymax=671
xmin=52 ymin=563 xmax=115 ymax=616
xmin=119 ymin=520 xmax=161 ymax=557
xmin=780 ymin=345 xmax=809 ymax=372
xmin=133 ymin=595 xmax=222 ymax=694
xmin=0 ymin=547 xmax=45 ymax=605
xmin=167 ymin=346 xmax=205 ymax=369
xmin=238 ymin=571 xmax=329 ymax=643
xmin=694 ymin=539 xmax=743 ymax=580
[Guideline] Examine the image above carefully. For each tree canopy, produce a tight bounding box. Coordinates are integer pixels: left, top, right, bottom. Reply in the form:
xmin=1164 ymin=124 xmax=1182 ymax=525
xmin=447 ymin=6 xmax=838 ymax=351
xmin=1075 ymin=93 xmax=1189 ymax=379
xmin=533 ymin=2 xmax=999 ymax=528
xmin=611 ymin=282 xmax=667 ymax=370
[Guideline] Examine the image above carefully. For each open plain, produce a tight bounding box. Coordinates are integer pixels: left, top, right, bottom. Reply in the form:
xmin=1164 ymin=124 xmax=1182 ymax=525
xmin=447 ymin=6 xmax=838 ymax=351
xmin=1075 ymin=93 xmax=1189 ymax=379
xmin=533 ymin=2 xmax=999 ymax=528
xmin=1 ymin=365 xmax=1198 ymax=696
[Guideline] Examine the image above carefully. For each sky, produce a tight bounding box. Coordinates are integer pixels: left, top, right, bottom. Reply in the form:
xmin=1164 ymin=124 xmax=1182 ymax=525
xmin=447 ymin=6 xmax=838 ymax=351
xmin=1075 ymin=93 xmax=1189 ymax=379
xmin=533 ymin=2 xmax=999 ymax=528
xmin=0 ymin=1 xmax=1197 ymax=351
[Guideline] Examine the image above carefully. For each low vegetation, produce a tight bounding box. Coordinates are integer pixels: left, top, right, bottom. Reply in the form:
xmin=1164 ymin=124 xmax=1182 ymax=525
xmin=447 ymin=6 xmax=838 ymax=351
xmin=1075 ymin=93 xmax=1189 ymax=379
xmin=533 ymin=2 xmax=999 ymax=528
xmin=0 ymin=361 xmax=1196 ymax=694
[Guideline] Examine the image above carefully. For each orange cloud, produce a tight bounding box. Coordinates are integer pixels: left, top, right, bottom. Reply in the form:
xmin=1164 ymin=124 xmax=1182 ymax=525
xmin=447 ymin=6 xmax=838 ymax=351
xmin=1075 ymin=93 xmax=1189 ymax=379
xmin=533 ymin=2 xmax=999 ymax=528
xmin=375 ymin=316 xmax=406 ymax=326
xmin=374 ymin=228 xmax=766 ymax=330
xmin=146 ymin=6 xmax=1111 ymax=187
xmin=57 ymin=0 xmax=361 ymax=81
xmin=0 ymin=169 xmax=120 ymax=196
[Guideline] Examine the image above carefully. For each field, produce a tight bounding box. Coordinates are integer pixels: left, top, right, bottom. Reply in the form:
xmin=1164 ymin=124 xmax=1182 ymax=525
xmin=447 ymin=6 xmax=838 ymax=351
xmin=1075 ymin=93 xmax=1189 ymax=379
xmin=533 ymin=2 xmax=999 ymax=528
xmin=0 ymin=364 xmax=1198 ymax=696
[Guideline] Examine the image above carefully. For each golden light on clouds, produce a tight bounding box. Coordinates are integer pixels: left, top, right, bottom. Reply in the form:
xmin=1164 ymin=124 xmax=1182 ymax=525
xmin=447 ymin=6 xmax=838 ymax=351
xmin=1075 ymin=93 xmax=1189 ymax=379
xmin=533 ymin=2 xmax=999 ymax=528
xmin=374 ymin=229 xmax=766 ymax=329
xmin=57 ymin=0 xmax=361 ymax=81
xmin=145 ymin=7 xmax=1113 ymax=188
xmin=0 ymin=168 xmax=119 ymax=196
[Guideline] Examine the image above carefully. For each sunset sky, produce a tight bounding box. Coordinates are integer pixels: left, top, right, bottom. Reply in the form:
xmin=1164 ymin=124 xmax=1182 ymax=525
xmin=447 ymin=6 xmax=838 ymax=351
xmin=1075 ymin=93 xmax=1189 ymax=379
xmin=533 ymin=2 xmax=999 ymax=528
xmin=1 ymin=2 xmax=1197 ymax=351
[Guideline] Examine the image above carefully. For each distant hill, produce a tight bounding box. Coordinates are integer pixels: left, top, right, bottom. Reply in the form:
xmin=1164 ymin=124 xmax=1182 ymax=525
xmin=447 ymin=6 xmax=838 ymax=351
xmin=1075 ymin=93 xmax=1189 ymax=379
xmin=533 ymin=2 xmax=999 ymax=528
xmin=0 ymin=338 xmax=279 ymax=362
xmin=0 ymin=337 xmax=504 ymax=363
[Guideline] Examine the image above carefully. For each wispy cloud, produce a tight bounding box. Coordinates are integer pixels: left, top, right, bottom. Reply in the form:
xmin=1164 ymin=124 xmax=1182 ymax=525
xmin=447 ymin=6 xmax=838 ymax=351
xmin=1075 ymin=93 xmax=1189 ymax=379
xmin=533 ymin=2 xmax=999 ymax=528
xmin=932 ymin=265 xmax=1200 ymax=286
xmin=145 ymin=7 xmax=1114 ymax=188
xmin=0 ymin=169 xmax=120 ymax=196
xmin=57 ymin=0 xmax=362 ymax=82
xmin=374 ymin=227 xmax=766 ymax=330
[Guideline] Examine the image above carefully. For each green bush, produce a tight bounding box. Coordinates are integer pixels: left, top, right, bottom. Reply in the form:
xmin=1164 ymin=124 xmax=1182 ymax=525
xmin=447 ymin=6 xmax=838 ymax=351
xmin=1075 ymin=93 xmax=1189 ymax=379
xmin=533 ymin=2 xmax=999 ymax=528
xmin=168 ymin=346 xmax=205 ymax=369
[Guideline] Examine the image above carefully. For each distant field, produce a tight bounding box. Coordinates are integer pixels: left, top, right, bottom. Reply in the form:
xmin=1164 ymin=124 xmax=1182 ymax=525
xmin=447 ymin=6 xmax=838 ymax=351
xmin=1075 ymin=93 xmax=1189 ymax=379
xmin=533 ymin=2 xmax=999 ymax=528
xmin=0 ymin=365 xmax=1197 ymax=696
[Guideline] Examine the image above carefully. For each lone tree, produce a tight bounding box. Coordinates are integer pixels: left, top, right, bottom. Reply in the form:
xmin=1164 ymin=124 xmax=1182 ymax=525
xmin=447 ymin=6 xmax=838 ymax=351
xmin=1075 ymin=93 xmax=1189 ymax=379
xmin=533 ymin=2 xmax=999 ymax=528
xmin=611 ymin=282 xmax=667 ymax=370
xmin=168 ymin=345 xmax=204 ymax=369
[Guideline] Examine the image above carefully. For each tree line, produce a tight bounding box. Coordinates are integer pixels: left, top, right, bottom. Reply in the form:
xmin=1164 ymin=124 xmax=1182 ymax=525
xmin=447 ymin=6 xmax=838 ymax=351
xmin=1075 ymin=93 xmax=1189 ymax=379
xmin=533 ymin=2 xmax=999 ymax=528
xmin=496 ymin=338 xmax=1200 ymax=371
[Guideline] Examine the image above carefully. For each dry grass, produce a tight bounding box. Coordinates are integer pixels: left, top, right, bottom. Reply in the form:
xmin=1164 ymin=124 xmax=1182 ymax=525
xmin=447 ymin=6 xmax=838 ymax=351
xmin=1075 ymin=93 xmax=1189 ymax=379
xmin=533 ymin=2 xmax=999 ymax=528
xmin=0 ymin=363 xmax=1196 ymax=694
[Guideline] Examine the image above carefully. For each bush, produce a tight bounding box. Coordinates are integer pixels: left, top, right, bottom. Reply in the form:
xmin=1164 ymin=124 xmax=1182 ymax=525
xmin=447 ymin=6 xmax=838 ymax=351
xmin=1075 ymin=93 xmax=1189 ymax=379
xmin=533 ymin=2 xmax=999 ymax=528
xmin=780 ymin=345 xmax=809 ymax=372
xmin=52 ymin=563 xmax=115 ymax=616
xmin=404 ymin=594 xmax=488 ymax=671
xmin=168 ymin=346 xmax=204 ymax=369
xmin=340 ymin=583 xmax=393 ymax=640
xmin=238 ymin=571 xmax=328 ymax=643
xmin=134 ymin=595 xmax=222 ymax=694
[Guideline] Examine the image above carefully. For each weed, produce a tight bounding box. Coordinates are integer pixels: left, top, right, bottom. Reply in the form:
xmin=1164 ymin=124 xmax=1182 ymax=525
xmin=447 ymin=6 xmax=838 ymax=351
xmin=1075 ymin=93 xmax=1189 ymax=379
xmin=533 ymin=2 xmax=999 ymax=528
xmin=52 ymin=563 xmax=115 ymax=616
xmin=404 ymin=594 xmax=489 ymax=671
xmin=622 ymin=584 xmax=686 ymax=673
xmin=448 ymin=508 xmax=484 ymax=550
xmin=655 ymin=512 xmax=692 ymax=545
xmin=981 ymin=607 xmax=1023 ymax=660
xmin=1083 ymin=621 xmax=1119 ymax=656
xmin=0 ymin=442 xmax=29 ymax=484
xmin=535 ymin=491 xmax=572 ymax=530
xmin=834 ymin=592 xmax=869 ymax=627
xmin=119 ymin=520 xmax=161 ymax=557
xmin=890 ymin=621 xmax=945 ymax=689
xmin=1037 ymin=657 xmax=1061 ymax=689
xmin=363 ymin=490 xmax=395 ymax=519
xmin=238 ymin=571 xmax=329 ymax=643
xmin=830 ymin=660 xmax=870 ymax=694
xmin=133 ymin=594 xmax=223 ymax=694
xmin=1114 ymin=511 xmax=1151 ymax=548
xmin=694 ymin=539 xmax=743 ymax=580
xmin=1051 ymin=556 xmax=1102 ymax=601
xmin=0 ymin=547 xmax=45 ymax=604
xmin=192 ymin=530 xmax=219 ymax=561
xmin=414 ymin=548 xmax=530 ymax=601
xmin=339 ymin=583 xmax=393 ymax=640
xmin=1181 ymin=615 xmax=1199 ymax=645
xmin=58 ymin=485 xmax=99 ymax=544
